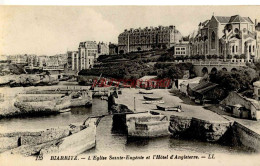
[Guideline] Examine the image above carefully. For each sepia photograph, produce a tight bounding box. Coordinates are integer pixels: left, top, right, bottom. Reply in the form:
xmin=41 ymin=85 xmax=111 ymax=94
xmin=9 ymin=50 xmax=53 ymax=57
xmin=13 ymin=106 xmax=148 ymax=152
xmin=0 ymin=4 xmax=260 ymax=166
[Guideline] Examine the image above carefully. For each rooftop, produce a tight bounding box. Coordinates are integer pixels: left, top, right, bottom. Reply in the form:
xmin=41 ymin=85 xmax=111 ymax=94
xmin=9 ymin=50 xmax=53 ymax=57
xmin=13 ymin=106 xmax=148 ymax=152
xmin=214 ymin=15 xmax=254 ymax=24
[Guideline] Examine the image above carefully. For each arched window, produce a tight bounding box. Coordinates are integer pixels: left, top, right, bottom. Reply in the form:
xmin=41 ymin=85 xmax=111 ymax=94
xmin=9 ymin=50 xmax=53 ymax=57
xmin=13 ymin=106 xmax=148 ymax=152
xmin=234 ymin=28 xmax=239 ymax=33
xmin=211 ymin=31 xmax=216 ymax=49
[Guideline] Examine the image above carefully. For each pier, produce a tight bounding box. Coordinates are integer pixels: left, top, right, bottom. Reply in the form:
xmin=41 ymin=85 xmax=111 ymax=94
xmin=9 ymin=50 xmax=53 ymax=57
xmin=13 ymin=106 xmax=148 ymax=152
xmin=115 ymin=88 xmax=228 ymax=122
xmin=115 ymin=88 xmax=260 ymax=150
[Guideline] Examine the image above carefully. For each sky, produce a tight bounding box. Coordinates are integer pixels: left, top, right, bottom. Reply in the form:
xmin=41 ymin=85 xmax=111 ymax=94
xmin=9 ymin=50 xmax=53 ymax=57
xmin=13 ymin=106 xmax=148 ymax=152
xmin=0 ymin=6 xmax=260 ymax=56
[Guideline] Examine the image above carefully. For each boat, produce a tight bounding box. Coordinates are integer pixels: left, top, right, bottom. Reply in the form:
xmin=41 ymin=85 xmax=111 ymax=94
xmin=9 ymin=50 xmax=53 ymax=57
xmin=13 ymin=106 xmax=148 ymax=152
xmin=101 ymin=96 xmax=108 ymax=100
xmin=189 ymin=96 xmax=196 ymax=100
xmin=195 ymin=99 xmax=202 ymax=104
xmin=156 ymin=104 xmax=182 ymax=112
xmin=42 ymin=117 xmax=98 ymax=155
xmin=143 ymin=95 xmax=163 ymax=101
xmin=126 ymin=112 xmax=170 ymax=138
xmin=203 ymin=99 xmax=213 ymax=107
xmin=2 ymin=117 xmax=101 ymax=156
xmin=139 ymin=90 xmax=153 ymax=94
xmin=58 ymin=108 xmax=71 ymax=113
xmin=143 ymin=100 xmax=164 ymax=104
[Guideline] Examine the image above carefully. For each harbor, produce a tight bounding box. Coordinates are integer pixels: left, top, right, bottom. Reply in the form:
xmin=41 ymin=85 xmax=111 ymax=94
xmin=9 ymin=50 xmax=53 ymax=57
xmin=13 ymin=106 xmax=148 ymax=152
xmin=114 ymin=88 xmax=260 ymax=151
xmin=0 ymin=84 xmax=259 ymax=157
xmin=1 ymin=5 xmax=260 ymax=165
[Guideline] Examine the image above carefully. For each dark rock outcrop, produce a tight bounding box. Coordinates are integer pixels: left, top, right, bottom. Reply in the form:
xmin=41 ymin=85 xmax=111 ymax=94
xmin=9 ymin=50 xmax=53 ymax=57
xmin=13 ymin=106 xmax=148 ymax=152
xmin=169 ymin=115 xmax=232 ymax=142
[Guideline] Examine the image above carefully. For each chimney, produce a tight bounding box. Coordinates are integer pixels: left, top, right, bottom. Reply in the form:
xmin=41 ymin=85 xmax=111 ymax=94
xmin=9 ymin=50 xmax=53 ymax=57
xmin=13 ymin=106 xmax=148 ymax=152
xmin=256 ymin=19 xmax=258 ymax=26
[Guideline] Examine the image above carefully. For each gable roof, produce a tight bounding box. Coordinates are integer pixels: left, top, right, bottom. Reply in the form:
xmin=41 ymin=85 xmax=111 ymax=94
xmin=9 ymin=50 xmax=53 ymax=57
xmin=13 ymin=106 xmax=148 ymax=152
xmin=229 ymin=15 xmax=247 ymax=23
xmin=243 ymin=17 xmax=254 ymax=24
xmin=191 ymin=81 xmax=218 ymax=94
xmin=199 ymin=20 xmax=210 ymax=28
xmin=215 ymin=16 xmax=231 ymax=24
xmin=214 ymin=15 xmax=254 ymax=24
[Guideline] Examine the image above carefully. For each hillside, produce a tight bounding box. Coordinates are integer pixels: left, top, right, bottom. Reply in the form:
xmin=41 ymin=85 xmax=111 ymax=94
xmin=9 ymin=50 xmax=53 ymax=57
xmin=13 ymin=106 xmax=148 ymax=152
xmin=79 ymin=48 xmax=193 ymax=80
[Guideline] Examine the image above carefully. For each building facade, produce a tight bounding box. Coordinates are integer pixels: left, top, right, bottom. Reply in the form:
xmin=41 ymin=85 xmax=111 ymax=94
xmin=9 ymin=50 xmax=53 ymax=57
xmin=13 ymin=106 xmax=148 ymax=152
xmin=173 ymin=41 xmax=191 ymax=56
xmin=26 ymin=54 xmax=39 ymax=69
xmin=256 ymin=22 xmax=260 ymax=59
xmin=109 ymin=43 xmax=118 ymax=55
xmin=67 ymin=51 xmax=79 ymax=71
xmin=97 ymin=42 xmax=109 ymax=56
xmin=7 ymin=55 xmax=28 ymax=64
xmin=118 ymin=25 xmax=182 ymax=54
xmin=78 ymin=41 xmax=97 ymax=70
xmin=190 ymin=15 xmax=258 ymax=60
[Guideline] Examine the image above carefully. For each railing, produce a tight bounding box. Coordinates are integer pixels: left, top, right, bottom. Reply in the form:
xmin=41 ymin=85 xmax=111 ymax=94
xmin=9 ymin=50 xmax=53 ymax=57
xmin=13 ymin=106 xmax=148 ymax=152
xmin=43 ymin=66 xmax=64 ymax=71
xmin=192 ymin=61 xmax=247 ymax=67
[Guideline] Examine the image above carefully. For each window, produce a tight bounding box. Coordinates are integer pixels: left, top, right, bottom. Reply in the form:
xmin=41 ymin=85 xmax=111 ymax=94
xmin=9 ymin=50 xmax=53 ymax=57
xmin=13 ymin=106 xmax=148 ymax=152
xmin=234 ymin=28 xmax=239 ymax=33
xmin=236 ymin=46 xmax=238 ymax=53
xmin=249 ymin=45 xmax=252 ymax=53
xmin=232 ymin=46 xmax=235 ymax=53
xmin=175 ymin=47 xmax=186 ymax=55
xmin=253 ymin=45 xmax=255 ymax=52
xmin=211 ymin=31 xmax=216 ymax=49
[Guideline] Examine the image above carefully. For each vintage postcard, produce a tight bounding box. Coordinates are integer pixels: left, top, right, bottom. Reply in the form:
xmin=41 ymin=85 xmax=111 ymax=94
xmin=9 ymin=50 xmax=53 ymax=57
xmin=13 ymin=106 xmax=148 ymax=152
xmin=0 ymin=5 xmax=260 ymax=166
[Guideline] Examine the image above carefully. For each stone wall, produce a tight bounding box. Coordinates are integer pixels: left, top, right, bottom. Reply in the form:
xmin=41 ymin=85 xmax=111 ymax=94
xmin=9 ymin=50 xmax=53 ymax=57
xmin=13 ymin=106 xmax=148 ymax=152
xmin=126 ymin=113 xmax=169 ymax=137
xmin=16 ymin=94 xmax=64 ymax=102
xmin=232 ymin=122 xmax=260 ymax=152
xmin=169 ymin=115 xmax=260 ymax=151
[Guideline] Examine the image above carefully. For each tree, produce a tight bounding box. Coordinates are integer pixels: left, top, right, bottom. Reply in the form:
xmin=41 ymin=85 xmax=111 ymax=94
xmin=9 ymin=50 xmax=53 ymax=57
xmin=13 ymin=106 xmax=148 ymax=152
xmin=240 ymin=54 xmax=246 ymax=59
xmin=227 ymin=54 xmax=232 ymax=59
xmin=119 ymin=50 xmax=124 ymax=54
xmin=219 ymin=55 xmax=224 ymax=59
xmin=234 ymin=55 xmax=239 ymax=59
xmin=212 ymin=54 xmax=218 ymax=59
xmin=200 ymin=55 xmax=206 ymax=60
xmin=152 ymin=44 xmax=156 ymax=50
xmin=210 ymin=70 xmax=253 ymax=92
xmin=162 ymin=44 xmax=167 ymax=49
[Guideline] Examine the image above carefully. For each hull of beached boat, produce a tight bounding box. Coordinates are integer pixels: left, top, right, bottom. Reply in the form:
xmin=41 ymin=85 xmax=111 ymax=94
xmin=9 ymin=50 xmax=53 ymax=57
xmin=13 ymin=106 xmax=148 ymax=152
xmin=139 ymin=90 xmax=153 ymax=94
xmin=156 ymin=104 xmax=181 ymax=111
xmin=143 ymin=95 xmax=163 ymax=101
xmin=143 ymin=100 xmax=164 ymax=104
xmin=42 ymin=118 xmax=97 ymax=155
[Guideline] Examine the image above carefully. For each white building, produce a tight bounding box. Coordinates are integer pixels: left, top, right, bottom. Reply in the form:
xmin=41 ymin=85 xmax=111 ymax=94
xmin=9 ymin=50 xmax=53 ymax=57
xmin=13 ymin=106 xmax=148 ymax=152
xmin=78 ymin=41 xmax=97 ymax=70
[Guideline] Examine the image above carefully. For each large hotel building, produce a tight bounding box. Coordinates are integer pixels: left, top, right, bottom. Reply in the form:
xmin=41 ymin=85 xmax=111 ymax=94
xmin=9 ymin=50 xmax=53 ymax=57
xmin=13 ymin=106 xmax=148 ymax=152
xmin=118 ymin=25 xmax=182 ymax=54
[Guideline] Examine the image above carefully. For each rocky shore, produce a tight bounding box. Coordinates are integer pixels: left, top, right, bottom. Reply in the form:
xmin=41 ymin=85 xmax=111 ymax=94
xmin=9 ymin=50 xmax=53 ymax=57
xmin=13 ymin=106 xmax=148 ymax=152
xmin=0 ymin=90 xmax=92 ymax=118
xmin=0 ymin=74 xmax=59 ymax=87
